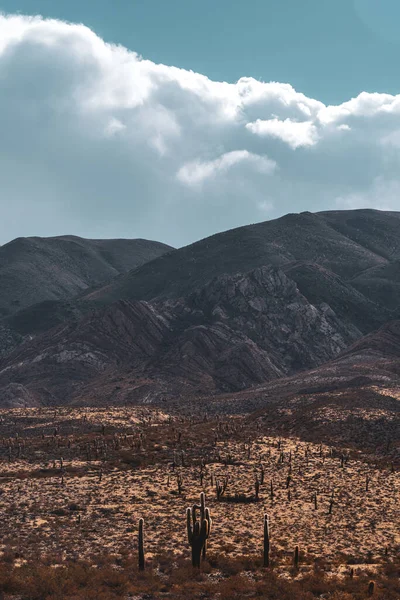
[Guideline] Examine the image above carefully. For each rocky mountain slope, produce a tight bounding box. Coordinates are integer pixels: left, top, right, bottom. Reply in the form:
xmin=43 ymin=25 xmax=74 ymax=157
xmin=0 ymin=266 xmax=361 ymax=406
xmin=206 ymin=318 xmax=400 ymax=421
xmin=0 ymin=209 xmax=399 ymax=407
xmin=0 ymin=235 xmax=172 ymax=318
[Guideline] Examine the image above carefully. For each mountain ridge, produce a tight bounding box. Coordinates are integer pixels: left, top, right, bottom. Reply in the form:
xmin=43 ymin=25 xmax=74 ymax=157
xmin=82 ymin=209 xmax=397 ymax=308
xmin=0 ymin=234 xmax=173 ymax=318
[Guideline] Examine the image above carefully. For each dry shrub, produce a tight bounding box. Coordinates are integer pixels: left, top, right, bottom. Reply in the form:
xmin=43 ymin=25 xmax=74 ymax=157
xmin=217 ymin=573 xmax=255 ymax=599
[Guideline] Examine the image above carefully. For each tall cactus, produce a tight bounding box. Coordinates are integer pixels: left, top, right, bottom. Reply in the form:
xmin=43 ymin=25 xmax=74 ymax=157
xmin=368 ymin=581 xmax=375 ymax=596
xmin=263 ymin=513 xmax=270 ymax=567
xmin=294 ymin=545 xmax=299 ymax=570
xmin=138 ymin=518 xmax=145 ymax=571
xmin=215 ymin=476 xmax=228 ymax=500
xmin=187 ymin=492 xmax=212 ymax=567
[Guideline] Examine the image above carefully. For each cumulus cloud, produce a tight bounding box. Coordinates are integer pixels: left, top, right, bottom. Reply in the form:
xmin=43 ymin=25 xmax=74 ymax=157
xmin=0 ymin=13 xmax=399 ymax=248
xmin=177 ymin=150 xmax=276 ymax=188
xmin=246 ymin=118 xmax=319 ymax=149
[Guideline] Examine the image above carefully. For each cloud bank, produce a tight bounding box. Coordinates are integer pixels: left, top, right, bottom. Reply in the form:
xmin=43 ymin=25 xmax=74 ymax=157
xmin=0 ymin=13 xmax=399 ymax=246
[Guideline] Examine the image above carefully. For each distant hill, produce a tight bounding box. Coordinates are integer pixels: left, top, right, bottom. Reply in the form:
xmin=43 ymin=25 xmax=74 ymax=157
xmin=0 ymin=235 xmax=173 ymax=318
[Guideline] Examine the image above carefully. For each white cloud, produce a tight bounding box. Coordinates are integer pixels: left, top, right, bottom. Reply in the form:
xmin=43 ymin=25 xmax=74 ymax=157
xmin=177 ymin=150 xmax=276 ymax=188
xmin=246 ymin=118 xmax=319 ymax=149
xmin=104 ymin=117 xmax=126 ymax=137
xmin=0 ymin=13 xmax=400 ymax=248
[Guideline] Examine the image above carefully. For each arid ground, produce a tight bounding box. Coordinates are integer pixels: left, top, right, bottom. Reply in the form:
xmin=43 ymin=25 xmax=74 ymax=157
xmin=0 ymin=395 xmax=398 ymax=599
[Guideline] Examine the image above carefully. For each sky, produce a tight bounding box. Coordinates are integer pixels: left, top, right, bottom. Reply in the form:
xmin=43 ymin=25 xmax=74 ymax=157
xmin=0 ymin=1 xmax=400 ymax=247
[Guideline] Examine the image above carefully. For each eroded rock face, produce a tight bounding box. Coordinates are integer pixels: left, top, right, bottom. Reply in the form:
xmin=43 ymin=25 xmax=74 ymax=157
xmin=0 ymin=266 xmax=362 ymax=404
xmin=160 ymin=266 xmax=359 ymax=390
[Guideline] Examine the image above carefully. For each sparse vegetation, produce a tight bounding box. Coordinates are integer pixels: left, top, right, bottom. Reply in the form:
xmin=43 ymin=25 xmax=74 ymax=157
xmin=0 ymin=403 xmax=396 ymax=598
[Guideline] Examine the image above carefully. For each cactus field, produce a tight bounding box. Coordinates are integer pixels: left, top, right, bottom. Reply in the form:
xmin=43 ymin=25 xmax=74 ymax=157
xmin=0 ymin=398 xmax=397 ymax=599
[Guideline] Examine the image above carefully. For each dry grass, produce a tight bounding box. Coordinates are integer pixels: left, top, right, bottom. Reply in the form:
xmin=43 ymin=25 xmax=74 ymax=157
xmin=0 ymin=405 xmax=397 ymax=599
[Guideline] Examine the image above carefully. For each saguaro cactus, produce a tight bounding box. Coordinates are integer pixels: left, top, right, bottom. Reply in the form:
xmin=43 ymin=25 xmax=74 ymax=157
xmin=368 ymin=581 xmax=375 ymax=596
xmin=138 ymin=518 xmax=145 ymax=571
xmin=294 ymin=545 xmax=299 ymax=570
xmin=255 ymin=476 xmax=260 ymax=501
xmin=187 ymin=492 xmax=212 ymax=567
xmin=176 ymin=473 xmax=183 ymax=495
xmin=263 ymin=513 xmax=270 ymax=567
xmin=215 ymin=476 xmax=228 ymax=500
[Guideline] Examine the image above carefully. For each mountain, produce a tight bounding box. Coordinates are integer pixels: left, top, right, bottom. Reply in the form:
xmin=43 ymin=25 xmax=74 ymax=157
xmin=1 ymin=208 xmax=400 ymax=407
xmin=82 ymin=209 xmax=398 ymax=331
xmin=0 ymin=235 xmax=173 ymax=318
xmin=5 ymin=209 xmax=398 ymax=340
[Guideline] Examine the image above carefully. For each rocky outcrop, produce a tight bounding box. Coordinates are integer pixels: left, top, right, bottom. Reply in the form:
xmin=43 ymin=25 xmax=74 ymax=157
xmin=156 ymin=267 xmax=359 ymax=390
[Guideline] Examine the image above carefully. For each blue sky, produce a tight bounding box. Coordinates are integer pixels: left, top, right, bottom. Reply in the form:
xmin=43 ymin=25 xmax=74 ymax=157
xmin=3 ymin=0 xmax=400 ymax=104
xmin=0 ymin=2 xmax=400 ymax=246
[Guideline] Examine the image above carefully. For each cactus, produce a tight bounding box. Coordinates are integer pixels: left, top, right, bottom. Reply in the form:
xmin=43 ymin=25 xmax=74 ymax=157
xmin=215 ymin=476 xmax=228 ymax=500
xmin=187 ymin=492 xmax=212 ymax=567
xmin=328 ymin=490 xmax=334 ymax=514
xmin=259 ymin=464 xmax=265 ymax=484
xmin=368 ymin=581 xmax=375 ymax=596
xmin=176 ymin=473 xmax=183 ymax=495
xmin=263 ymin=513 xmax=270 ymax=567
xmin=255 ymin=476 xmax=260 ymax=501
xmin=294 ymin=545 xmax=299 ymax=570
xmin=138 ymin=518 xmax=145 ymax=571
